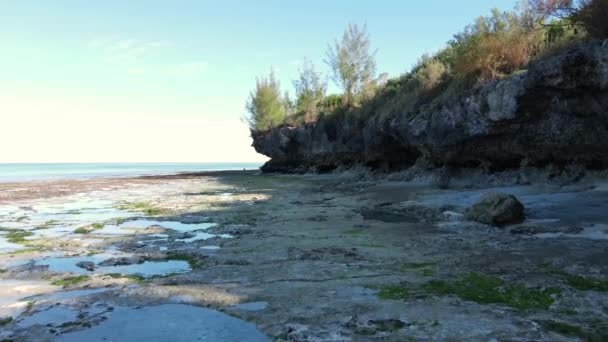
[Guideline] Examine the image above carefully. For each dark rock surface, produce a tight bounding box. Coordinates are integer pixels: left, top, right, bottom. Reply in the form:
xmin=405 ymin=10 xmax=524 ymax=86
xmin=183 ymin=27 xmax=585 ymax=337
xmin=76 ymin=261 xmax=96 ymax=272
xmin=98 ymin=256 xmax=144 ymax=267
xmin=252 ymin=41 xmax=608 ymax=173
xmin=465 ymin=192 xmax=525 ymax=226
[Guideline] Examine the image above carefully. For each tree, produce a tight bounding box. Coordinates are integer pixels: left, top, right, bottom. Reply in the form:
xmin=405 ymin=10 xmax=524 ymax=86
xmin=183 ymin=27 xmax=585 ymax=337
xmin=246 ymin=70 xmax=286 ymax=132
xmin=293 ymin=59 xmax=326 ymax=123
xmin=325 ymin=23 xmax=377 ymax=106
xmin=529 ymin=0 xmax=608 ymax=39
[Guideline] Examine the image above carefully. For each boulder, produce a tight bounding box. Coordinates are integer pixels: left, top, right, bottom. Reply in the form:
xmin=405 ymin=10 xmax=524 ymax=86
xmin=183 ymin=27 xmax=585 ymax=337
xmin=464 ymin=192 xmax=525 ymax=226
xmin=98 ymin=256 xmax=144 ymax=267
xmin=76 ymin=261 xmax=96 ymax=272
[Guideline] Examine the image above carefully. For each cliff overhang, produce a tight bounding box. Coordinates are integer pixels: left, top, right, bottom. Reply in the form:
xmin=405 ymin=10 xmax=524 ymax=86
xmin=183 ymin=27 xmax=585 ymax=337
xmin=253 ymin=41 xmax=608 ymax=173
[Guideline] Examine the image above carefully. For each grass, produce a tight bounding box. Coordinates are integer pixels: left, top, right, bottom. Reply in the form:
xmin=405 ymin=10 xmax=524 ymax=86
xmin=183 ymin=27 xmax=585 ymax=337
xmin=543 ymin=321 xmax=585 ymax=337
xmin=0 ymin=316 xmax=12 ymax=326
xmin=106 ymin=273 xmax=146 ymax=283
xmin=556 ymin=271 xmax=608 ymax=292
xmin=399 ymin=262 xmax=437 ymax=276
xmin=51 ymin=275 xmax=90 ymax=287
xmin=116 ymin=202 xmax=169 ymax=216
xmin=376 ymin=285 xmax=410 ymax=300
xmin=5 ymin=230 xmax=33 ymax=244
xmin=166 ymin=252 xmax=205 ymax=269
xmin=359 ymin=243 xmax=385 ymax=248
xmin=373 ymin=273 xmax=553 ymax=312
xmin=422 ymin=273 xmax=560 ymax=311
xmin=222 ymin=212 xmax=257 ymax=225
xmin=542 ymin=264 xmax=608 ymax=292
xmin=344 ymin=228 xmax=366 ymax=236
xmin=5 ymin=246 xmax=44 ymax=255
xmin=34 ymin=220 xmax=59 ymax=230
xmin=74 ymin=223 xmax=105 ymax=234
xmin=542 ymin=320 xmax=608 ymax=341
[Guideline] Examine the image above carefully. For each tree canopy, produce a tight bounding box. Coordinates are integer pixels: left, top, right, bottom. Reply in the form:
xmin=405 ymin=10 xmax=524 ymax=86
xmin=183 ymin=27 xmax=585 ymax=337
xmin=246 ymin=70 xmax=287 ymax=132
xmin=325 ymin=23 xmax=377 ymax=106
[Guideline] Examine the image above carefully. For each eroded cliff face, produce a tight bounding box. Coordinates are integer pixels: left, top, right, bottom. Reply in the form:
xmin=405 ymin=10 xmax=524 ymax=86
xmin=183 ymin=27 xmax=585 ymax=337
xmin=253 ymin=40 xmax=608 ymax=173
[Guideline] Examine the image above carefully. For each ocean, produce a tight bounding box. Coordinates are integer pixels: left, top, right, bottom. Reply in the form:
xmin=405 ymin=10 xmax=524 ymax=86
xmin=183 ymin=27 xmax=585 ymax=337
xmin=0 ymin=163 xmax=262 ymax=182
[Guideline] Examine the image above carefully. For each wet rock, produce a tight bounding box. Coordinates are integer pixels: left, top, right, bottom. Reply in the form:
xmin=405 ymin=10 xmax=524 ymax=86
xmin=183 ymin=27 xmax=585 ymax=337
xmin=76 ymin=261 xmax=96 ymax=272
xmin=465 ymin=192 xmax=525 ymax=226
xmin=288 ymin=247 xmax=361 ymax=261
xmin=226 ymin=226 xmax=253 ymax=235
xmin=369 ymin=319 xmax=407 ymax=332
xmin=175 ymin=232 xmax=195 ymax=239
xmin=361 ymin=204 xmax=443 ymax=223
xmin=509 ymin=224 xmax=583 ymax=235
xmin=209 ymin=225 xmax=252 ymax=236
xmin=98 ymin=256 xmax=144 ymax=267
xmin=306 ymin=215 xmax=328 ymax=222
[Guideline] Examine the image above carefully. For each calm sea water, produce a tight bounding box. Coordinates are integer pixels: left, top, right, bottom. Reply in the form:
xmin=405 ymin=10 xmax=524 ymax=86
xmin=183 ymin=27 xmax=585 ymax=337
xmin=0 ymin=163 xmax=262 ymax=182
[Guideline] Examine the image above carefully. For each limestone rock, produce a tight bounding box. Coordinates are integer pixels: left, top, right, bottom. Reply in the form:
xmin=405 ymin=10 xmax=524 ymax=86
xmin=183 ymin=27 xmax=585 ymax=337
xmin=252 ymin=41 xmax=608 ymax=173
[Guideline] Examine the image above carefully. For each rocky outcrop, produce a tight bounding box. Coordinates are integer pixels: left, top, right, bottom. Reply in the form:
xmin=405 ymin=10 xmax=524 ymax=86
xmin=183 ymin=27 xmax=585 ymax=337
xmin=252 ymin=40 xmax=608 ymax=173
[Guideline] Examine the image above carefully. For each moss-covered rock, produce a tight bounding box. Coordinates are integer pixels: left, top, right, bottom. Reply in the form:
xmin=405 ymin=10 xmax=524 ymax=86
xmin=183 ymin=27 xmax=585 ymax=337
xmin=464 ymin=192 xmax=525 ymax=226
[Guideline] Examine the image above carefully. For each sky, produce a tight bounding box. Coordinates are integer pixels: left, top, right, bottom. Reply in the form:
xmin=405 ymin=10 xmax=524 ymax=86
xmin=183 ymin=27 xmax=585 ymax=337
xmin=0 ymin=0 xmax=517 ymax=163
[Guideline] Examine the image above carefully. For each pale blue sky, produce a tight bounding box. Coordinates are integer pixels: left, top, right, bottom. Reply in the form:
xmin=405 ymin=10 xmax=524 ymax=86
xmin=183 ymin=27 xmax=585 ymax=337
xmin=0 ymin=0 xmax=517 ymax=162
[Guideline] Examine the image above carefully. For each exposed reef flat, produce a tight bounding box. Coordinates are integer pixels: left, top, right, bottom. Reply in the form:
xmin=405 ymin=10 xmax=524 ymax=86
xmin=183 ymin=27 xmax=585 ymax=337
xmin=1 ymin=171 xmax=607 ymax=340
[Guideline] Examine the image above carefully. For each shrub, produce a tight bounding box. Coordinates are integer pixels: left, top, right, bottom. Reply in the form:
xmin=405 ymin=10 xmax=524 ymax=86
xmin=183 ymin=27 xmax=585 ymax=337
xmin=318 ymin=94 xmax=343 ymax=114
xmin=293 ymin=59 xmax=326 ymax=124
xmin=412 ymin=56 xmax=449 ymax=96
xmin=451 ymin=9 xmax=543 ymax=83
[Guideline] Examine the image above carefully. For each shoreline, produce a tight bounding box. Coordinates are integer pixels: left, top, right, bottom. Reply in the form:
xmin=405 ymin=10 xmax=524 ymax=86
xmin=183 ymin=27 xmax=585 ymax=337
xmin=0 ymin=169 xmax=259 ymax=204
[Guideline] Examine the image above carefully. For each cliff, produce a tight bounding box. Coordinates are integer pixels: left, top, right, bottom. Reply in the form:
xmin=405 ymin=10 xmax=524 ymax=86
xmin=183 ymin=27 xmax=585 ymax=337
xmin=252 ymin=40 xmax=608 ymax=173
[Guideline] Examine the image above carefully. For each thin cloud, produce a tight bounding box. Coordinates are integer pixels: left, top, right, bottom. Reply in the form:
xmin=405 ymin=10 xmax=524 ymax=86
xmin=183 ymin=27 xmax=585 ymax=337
xmin=89 ymin=37 xmax=170 ymax=62
xmin=168 ymin=62 xmax=208 ymax=76
xmin=127 ymin=67 xmax=145 ymax=75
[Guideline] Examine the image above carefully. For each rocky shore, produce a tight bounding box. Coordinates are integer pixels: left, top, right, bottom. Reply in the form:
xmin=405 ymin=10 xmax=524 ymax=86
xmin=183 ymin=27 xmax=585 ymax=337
xmin=1 ymin=171 xmax=607 ymax=340
xmin=253 ymin=40 xmax=608 ymax=174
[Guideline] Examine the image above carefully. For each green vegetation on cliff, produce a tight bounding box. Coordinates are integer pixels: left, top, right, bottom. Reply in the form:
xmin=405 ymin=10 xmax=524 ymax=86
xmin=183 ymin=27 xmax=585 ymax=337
xmin=246 ymin=0 xmax=606 ymax=133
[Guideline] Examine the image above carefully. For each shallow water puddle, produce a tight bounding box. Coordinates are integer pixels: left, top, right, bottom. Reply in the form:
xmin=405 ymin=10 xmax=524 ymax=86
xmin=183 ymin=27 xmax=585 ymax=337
xmin=231 ymin=301 xmax=268 ymax=311
xmin=0 ymin=197 xmax=131 ymax=240
xmin=0 ymin=234 xmax=24 ymax=253
xmin=177 ymin=232 xmax=232 ymax=242
xmin=109 ymin=219 xmax=229 ymax=242
xmin=0 ymin=280 xmax=59 ymax=318
xmin=57 ymin=304 xmax=269 ymax=342
xmin=24 ymin=288 xmax=112 ymax=303
xmin=200 ymin=245 xmax=221 ymax=250
xmin=17 ymin=306 xmax=79 ymax=328
xmin=117 ymin=219 xmax=216 ymax=232
xmin=35 ymin=256 xmax=191 ymax=277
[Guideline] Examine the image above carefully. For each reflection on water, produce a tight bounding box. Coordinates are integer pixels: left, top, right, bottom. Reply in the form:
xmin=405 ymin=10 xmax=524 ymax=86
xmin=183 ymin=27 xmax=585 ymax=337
xmin=35 ymin=256 xmax=191 ymax=277
xmin=117 ymin=219 xmax=216 ymax=232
